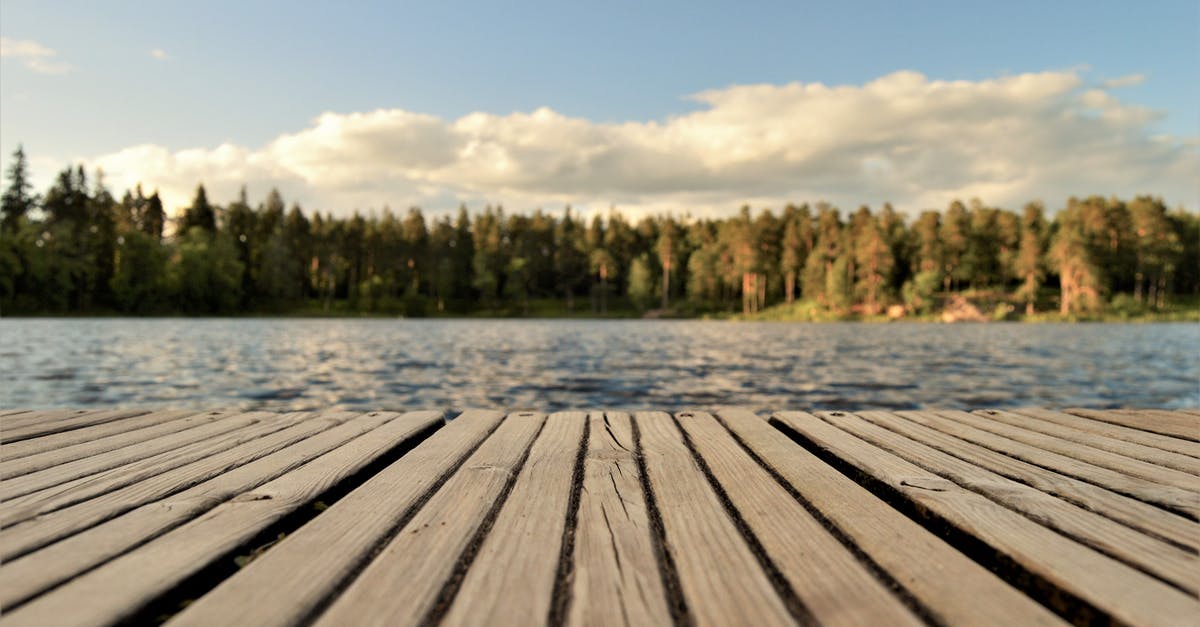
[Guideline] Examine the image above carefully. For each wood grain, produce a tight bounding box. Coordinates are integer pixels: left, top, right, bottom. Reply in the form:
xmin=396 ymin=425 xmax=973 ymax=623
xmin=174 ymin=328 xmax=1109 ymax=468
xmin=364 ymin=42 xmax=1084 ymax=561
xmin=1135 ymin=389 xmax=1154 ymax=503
xmin=857 ymin=410 xmax=1199 ymax=552
xmin=1064 ymin=408 xmax=1199 ymax=442
xmin=0 ymin=412 xmax=338 ymax=561
xmin=440 ymin=412 xmax=586 ymax=626
xmin=722 ymin=409 xmax=1065 ymax=627
xmin=774 ymin=411 xmax=1200 ymax=627
xmin=1 ymin=408 xmax=152 ymax=442
xmin=565 ymin=412 xmax=672 ymax=627
xmin=976 ymin=408 xmax=1200 ymax=473
xmin=937 ymin=409 xmax=1200 ymax=492
xmin=313 ymin=412 xmax=545 ymax=627
xmin=0 ymin=412 xmax=287 ymax=529
xmin=829 ymin=411 xmax=1197 ymax=594
xmin=0 ymin=410 xmax=228 ymax=476
xmin=0 ymin=411 xmax=441 ymax=626
xmin=635 ymin=410 xmax=794 ymax=627
xmin=895 ymin=410 xmax=1200 ymax=519
xmin=166 ymin=410 xmax=506 ymax=627
xmin=1012 ymin=407 xmax=1200 ymax=458
xmin=0 ymin=411 xmax=278 ymax=499
xmin=678 ymin=411 xmax=923 ymax=626
xmin=0 ymin=409 xmax=232 ymax=462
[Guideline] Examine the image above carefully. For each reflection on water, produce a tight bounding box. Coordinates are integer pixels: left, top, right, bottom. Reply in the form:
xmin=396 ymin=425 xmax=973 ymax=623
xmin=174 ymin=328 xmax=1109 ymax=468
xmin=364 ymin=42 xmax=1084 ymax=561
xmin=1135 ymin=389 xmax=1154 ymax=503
xmin=1 ymin=319 xmax=1197 ymax=412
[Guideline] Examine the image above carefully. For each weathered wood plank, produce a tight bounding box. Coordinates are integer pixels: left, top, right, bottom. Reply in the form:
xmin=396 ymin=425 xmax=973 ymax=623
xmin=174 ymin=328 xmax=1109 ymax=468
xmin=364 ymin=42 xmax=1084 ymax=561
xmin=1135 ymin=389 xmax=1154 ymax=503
xmin=439 ymin=412 xmax=586 ymax=626
xmin=1010 ymin=407 xmax=1200 ymax=460
xmin=311 ymin=412 xmax=545 ymax=627
xmin=774 ymin=411 xmax=1200 ymax=627
xmin=1064 ymin=408 xmax=1199 ymax=442
xmin=565 ymin=412 xmax=672 ymax=627
xmin=1 ymin=408 xmax=152 ymax=442
xmin=0 ymin=409 xmax=34 ymax=418
xmin=0 ymin=412 xmax=341 ymax=561
xmin=0 ymin=409 xmax=230 ymax=462
xmin=972 ymin=408 xmax=1200 ymax=475
xmin=165 ymin=410 xmax=506 ymax=627
xmin=635 ymin=410 xmax=794 ymax=627
xmin=0 ymin=412 xmax=287 ymax=529
xmin=0 ymin=411 xmax=442 ymax=626
xmin=0 ymin=410 xmax=226 ymax=476
xmin=830 ymin=411 xmax=1197 ymax=594
xmin=0 ymin=411 xmax=419 ymax=608
xmin=858 ymin=411 xmax=1199 ymax=552
xmin=939 ymin=409 xmax=1200 ymax=492
xmin=0 ymin=411 xmax=279 ymax=499
xmin=1177 ymin=408 xmax=1200 ymax=418
xmin=677 ymin=411 xmax=924 ymax=626
xmin=2 ymin=409 xmax=94 ymax=431
xmin=896 ymin=410 xmax=1200 ymax=519
xmin=721 ymin=409 xmax=1065 ymax=627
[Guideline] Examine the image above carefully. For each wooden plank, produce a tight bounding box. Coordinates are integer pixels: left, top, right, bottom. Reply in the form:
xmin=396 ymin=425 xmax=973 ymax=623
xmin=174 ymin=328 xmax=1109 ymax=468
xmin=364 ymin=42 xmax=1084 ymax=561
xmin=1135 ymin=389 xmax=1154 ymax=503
xmin=972 ymin=409 xmax=1200 ymax=475
xmin=305 ymin=412 xmax=545 ymax=627
xmin=166 ymin=410 xmax=506 ymax=627
xmin=939 ymin=410 xmax=1200 ymax=492
xmin=774 ymin=411 xmax=1200 ymax=627
xmin=0 ymin=411 xmax=428 ymax=610
xmin=0 ymin=412 xmax=342 ymax=561
xmin=720 ymin=409 xmax=1065 ymax=627
xmin=0 ymin=412 xmax=288 ymax=528
xmin=564 ymin=412 xmax=672 ymax=627
xmin=439 ymin=412 xmax=586 ymax=626
xmin=0 ymin=411 xmax=279 ymax=499
xmin=1 ymin=408 xmax=153 ymax=442
xmin=2 ymin=409 xmax=95 ymax=434
xmin=1011 ymin=407 xmax=1200 ymax=460
xmin=1177 ymin=408 xmax=1200 ymax=418
xmin=897 ymin=410 xmax=1200 ymax=519
xmin=677 ymin=411 xmax=924 ymax=626
xmin=0 ymin=409 xmax=230 ymax=462
xmin=0 ymin=411 xmax=443 ymax=625
xmin=0 ymin=409 xmax=34 ymax=418
xmin=634 ymin=410 xmax=794 ymax=627
xmin=1064 ymin=408 xmax=1199 ymax=442
xmin=858 ymin=411 xmax=1199 ymax=553
xmin=830 ymin=411 xmax=1197 ymax=594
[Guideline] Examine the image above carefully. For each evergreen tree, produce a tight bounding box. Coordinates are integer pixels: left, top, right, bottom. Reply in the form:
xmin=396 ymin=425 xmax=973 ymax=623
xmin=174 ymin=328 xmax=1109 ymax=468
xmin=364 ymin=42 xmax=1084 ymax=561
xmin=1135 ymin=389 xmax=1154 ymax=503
xmin=1 ymin=145 xmax=37 ymax=234
xmin=179 ymin=185 xmax=217 ymax=235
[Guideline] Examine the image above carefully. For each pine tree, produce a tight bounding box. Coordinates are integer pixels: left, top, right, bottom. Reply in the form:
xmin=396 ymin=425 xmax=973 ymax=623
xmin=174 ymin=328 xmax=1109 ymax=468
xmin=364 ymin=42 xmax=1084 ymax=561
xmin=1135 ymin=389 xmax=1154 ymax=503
xmin=179 ymin=185 xmax=217 ymax=235
xmin=1 ymin=145 xmax=38 ymax=234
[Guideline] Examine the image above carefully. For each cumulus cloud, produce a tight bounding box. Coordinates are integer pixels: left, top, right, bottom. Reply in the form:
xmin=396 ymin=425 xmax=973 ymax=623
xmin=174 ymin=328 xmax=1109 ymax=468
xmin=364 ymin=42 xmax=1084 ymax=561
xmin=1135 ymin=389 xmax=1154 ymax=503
xmin=0 ymin=37 xmax=72 ymax=74
xmin=1100 ymin=74 xmax=1145 ymax=89
xmin=85 ymin=69 xmax=1198 ymax=216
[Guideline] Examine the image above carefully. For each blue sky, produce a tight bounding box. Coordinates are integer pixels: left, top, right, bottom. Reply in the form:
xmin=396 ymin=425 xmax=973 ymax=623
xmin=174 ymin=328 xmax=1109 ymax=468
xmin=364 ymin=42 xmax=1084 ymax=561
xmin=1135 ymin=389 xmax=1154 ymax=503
xmin=1 ymin=1 xmax=1197 ymax=215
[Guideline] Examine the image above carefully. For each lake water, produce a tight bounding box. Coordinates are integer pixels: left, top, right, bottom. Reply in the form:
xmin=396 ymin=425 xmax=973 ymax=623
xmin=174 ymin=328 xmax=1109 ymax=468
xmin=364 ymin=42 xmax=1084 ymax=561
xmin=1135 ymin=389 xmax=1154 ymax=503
xmin=1 ymin=319 xmax=1197 ymax=412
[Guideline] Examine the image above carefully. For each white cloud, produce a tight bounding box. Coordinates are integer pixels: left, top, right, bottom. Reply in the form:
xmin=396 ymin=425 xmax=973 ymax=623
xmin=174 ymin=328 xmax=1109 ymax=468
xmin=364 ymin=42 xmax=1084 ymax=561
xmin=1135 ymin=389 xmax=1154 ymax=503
xmin=150 ymin=48 xmax=168 ymax=60
xmin=1100 ymin=74 xmax=1145 ymax=89
xmin=84 ymin=69 xmax=1199 ymax=217
xmin=0 ymin=37 xmax=72 ymax=74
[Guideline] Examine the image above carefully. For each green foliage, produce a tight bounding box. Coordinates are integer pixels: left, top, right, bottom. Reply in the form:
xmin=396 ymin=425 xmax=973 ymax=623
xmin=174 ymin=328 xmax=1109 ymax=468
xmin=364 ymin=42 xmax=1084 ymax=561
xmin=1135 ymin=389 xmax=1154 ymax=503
xmin=902 ymin=270 xmax=941 ymax=314
xmin=172 ymin=228 xmax=244 ymax=313
xmin=1 ymin=148 xmax=1197 ymax=320
xmin=627 ymin=254 xmax=655 ymax=310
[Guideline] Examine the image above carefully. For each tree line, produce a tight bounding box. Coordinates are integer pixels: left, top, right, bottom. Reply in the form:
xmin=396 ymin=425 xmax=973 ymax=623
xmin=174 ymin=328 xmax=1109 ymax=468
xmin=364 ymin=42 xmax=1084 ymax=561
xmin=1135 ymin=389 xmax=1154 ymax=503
xmin=2 ymin=146 xmax=1197 ymax=317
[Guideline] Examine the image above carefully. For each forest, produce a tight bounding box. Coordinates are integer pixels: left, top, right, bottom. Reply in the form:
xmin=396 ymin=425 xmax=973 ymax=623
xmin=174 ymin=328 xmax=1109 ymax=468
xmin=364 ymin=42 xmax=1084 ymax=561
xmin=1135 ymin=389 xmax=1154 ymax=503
xmin=1 ymin=146 xmax=1197 ymax=320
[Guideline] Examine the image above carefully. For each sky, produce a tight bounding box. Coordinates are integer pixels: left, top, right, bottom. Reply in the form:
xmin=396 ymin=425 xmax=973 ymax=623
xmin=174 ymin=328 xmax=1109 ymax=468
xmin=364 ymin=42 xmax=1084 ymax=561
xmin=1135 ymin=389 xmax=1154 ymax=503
xmin=1 ymin=0 xmax=1197 ymax=218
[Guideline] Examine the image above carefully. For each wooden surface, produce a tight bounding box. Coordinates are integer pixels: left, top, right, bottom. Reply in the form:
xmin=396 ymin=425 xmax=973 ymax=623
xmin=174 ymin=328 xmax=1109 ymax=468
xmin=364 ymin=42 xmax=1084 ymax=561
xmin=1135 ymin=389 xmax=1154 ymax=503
xmin=0 ymin=407 xmax=1196 ymax=626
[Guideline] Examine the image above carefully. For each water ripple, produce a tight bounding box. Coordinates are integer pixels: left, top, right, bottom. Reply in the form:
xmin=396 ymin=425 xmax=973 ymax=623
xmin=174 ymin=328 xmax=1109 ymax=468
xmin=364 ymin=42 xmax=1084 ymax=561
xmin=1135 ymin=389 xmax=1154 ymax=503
xmin=0 ymin=319 xmax=1197 ymax=413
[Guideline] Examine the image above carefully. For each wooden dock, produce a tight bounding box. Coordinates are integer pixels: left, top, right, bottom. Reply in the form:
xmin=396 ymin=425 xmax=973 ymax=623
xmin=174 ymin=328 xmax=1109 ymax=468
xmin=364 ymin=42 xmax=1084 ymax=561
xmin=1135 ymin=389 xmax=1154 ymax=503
xmin=0 ymin=407 xmax=1197 ymax=626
